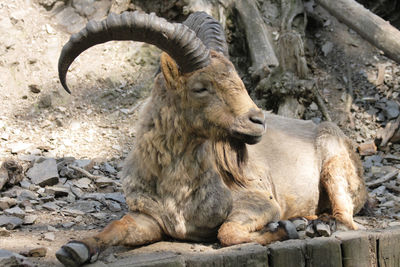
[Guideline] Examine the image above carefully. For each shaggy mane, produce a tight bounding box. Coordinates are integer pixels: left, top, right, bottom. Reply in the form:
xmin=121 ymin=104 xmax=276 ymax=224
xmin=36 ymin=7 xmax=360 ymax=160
xmin=212 ymin=139 xmax=249 ymax=189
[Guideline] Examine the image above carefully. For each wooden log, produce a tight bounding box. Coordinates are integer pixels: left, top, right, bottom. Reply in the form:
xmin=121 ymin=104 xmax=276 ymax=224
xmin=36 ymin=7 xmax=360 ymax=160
xmin=235 ymin=0 xmax=279 ymax=80
xmin=376 ymin=227 xmax=400 ymax=267
xmin=268 ymin=239 xmax=306 ymax=267
xmin=334 ymin=231 xmax=377 ymax=267
xmin=305 ymin=237 xmax=342 ymax=267
xmin=315 ymin=0 xmax=400 ymax=65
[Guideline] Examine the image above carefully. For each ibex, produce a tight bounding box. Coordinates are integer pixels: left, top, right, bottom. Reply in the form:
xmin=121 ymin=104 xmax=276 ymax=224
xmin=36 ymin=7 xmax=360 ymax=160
xmin=55 ymin=11 xmax=367 ymax=266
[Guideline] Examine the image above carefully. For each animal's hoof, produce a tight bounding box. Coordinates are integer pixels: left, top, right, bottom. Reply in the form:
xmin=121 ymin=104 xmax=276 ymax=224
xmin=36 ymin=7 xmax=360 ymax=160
xmin=278 ymin=220 xmax=299 ymax=240
xmin=56 ymin=242 xmax=90 ymax=267
xmin=305 ymin=215 xmax=337 ymax=238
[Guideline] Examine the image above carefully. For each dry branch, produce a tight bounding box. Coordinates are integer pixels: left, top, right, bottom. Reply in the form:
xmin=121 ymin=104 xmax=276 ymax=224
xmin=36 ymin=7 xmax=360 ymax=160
xmin=366 ymin=169 xmax=399 ymax=188
xmin=316 ymin=0 xmax=400 ymax=65
xmin=235 ymin=0 xmax=279 ymax=80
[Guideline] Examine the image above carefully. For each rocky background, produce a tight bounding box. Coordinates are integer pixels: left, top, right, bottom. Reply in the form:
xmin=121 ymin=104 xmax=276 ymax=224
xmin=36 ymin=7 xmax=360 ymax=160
xmin=0 ymin=0 xmax=399 ymax=266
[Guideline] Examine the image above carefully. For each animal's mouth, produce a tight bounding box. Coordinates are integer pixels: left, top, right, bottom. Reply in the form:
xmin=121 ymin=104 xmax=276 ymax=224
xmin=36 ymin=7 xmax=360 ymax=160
xmin=231 ymin=131 xmax=263 ymax=144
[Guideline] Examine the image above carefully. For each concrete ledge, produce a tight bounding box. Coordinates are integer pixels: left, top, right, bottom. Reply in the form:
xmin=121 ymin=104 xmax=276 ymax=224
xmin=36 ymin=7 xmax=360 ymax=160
xmin=92 ymin=227 xmax=400 ymax=267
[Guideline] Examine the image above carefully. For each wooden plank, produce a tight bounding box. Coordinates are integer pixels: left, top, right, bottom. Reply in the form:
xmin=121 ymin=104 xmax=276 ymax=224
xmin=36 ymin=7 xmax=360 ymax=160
xmin=268 ymin=239 xmax=306 ymax=267
xmin=334 ymin=231 xmax=377 ymax=267
xmin=305 ymin=237 xmax=342 ymax=267
xmin=376 ymin=227 xmax=400 ymax=267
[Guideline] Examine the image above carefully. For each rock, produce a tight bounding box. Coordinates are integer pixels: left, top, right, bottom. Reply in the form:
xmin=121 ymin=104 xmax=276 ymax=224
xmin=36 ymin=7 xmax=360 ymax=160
xmin=321 ymin=41 xmax=333 ymax=56
xmin=26 ymin=158 xmax=59 ymax=187
xmin=61 ymin=207 xmax=85 ymax=216
xmin=0 ymin=215 xmax=23 ymax=229
xmin=38 ymin=0 xmax=58 ymax=10
xmin=106 ymin=200 xmax=121 ymax=212
xmin=103 ymin=162 xmax=117 ymax=175
xmin=0 ymin=227 xmax=10 ymax=237
xmin=7 ymin=142 xmax=33 ymax=154
xmin=43 ymin=232 xmax=55 ymax=241
xmin=25 ymin=247 xmax=47 ymax=258
xmin=62 ymin=222 xmax=75 ymax=228
xmin=70 ymin=185 xmax=84 ymax=198
xmin=95 ymin=177 xmax=114 ymax=187
xmin=0 ymin=197 xmax=17 ymax=211
xmin=23 ymin=214 xmax=38 ymax=225
xmin=385 ymin=100 xmax=399 ymax=120
xmin=45 ymin=185 xmax=70 ymax=197
xmin=309 ymin=102 xmax=318 ymax=111
xmin=4 ymin=206 xmax=25 ymax=219
xmin=73 ymin=159 xmax=94 ymax=170
xmin=55 ymin=6 xmax=86 ymax=33
xmin=73 ymin=177 xmax=92 ymax=189
xmin=358 ymin=141 xmax=377 ymax=156
xmin=42 ymin=202 xmax=59 ymax=211
xmin=70 ymin=200 xmax=102 ymax=213
xmin=105 ymin=192 xmax=125 ymax=204
xmin=17 ymin=189 xmax=38 ymax=201
xmin=28 ymin=84 xmax=41 ymax=93
xmin=38 ymin=94 xmax=52 ymax=109
xmin=0 ymin=249 xmax=33 ymax=267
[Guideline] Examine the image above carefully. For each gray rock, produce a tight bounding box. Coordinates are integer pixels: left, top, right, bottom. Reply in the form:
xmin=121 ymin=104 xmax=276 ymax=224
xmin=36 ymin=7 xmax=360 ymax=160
xmin=43 ymin=232 xmax=55 ymax=241
xmin=73 ymin=177 xmax=92 ymax=189
xmin=73 ymin=159 xmax=93 ymax=170
xmin=103 ymin=162 xmax=117 ymax=175
xmin=95 ymin=177 xmax=114 ymax=187
xmin=385 ymin=100 xmax=400 ymax=119
xmin=305 ymin=223 xmax=316 ymax=238
xmin=0 ymin=249 xmax=33 ymax=267
xmin=106 ymin=200 xmax=121 ymax=212
xmin=70 ymin=200 xmax=102 ymax=213
xmin=321 ymin=41 xmax=333 ymax=56
xmin=42 ymin=202 xmax=59 ymax=211
xmin=82 ymin=193 xmax=106 ymax=203
xmin=7 ymin=142 xmax=33 ymax=154
xmin=61 ymin=207 xmax=85 ymax=216
xmin=27 ymin=158 xmax=59 ymax=187
xmin=45 ymin=185 xmax=70 ymax=197
xmin=24 ymin=214 xmax=38 ymax=225
xmin=0 ymin=215 xmax=23 ymax=229
xmin=4 ymin=206 xmax=25 ymax=219
xmin=105 ymin=192 xmax=126 ymax=204
xmin=70 ymin=185 xmax=84 ymax=198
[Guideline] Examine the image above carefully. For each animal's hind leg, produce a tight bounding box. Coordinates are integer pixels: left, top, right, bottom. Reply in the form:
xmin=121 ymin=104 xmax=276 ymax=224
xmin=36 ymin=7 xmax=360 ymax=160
xmin=317 ymin=122 xmax=367 ymax=230
xmin=56 ymin=212 xmax=163 ymax=266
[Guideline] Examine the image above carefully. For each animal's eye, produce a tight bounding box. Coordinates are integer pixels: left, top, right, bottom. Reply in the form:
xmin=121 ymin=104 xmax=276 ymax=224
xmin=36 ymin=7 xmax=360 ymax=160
xmin=193 ymin=87 xmax=208 ymax=94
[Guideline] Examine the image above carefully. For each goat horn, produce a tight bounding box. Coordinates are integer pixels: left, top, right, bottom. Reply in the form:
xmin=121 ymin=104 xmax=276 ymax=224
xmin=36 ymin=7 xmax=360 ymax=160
xmin=183 ymin=12 xmax=229 ymax=58
xmin=59 ymin=11 xmax=210 ymax=93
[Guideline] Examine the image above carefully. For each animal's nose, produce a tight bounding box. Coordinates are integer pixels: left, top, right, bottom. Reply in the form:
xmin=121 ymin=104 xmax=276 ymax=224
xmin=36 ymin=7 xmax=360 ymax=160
xmin=248 ymin=109 xmax=265 ymax=127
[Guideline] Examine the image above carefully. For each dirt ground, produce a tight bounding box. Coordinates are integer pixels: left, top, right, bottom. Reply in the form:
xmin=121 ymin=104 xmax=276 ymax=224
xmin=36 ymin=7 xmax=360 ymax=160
xmin=0 ymin=0 xmax=399 ymax=266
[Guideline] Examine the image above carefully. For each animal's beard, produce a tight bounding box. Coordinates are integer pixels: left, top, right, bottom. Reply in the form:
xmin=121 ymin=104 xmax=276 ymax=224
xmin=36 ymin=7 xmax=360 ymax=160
xmin=211 ymin=138 xmax=249 ymax=189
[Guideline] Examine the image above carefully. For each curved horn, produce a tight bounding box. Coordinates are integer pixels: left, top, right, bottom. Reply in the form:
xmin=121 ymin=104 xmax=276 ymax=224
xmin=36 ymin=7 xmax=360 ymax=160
xmin=59 ymin=11 xmax=210 ymax=93
xmin=183 ymin=12 xmax=229 ymax=58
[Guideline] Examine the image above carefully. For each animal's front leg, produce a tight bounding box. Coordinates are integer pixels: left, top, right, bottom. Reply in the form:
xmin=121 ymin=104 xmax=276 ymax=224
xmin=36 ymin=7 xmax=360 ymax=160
xmin=56 ymin=212 xmax=163 ymax=267
xmin=217 ymin=190 xmax=298 ymax=246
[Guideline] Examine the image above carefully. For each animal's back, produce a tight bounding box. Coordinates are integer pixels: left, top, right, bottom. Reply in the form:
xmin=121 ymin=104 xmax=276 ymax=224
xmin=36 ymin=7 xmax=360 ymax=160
xmin=248 ymin=113 xmax=322 ymax=219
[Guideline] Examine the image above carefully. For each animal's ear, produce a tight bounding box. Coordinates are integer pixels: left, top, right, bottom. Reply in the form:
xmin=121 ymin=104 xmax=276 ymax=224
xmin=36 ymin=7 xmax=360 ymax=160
xmin=160 ymin=52 xmax=181 ymax=90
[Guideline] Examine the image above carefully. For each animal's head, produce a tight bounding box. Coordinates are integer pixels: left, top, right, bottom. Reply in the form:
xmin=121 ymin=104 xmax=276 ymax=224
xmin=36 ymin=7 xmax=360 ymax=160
xmin=58 ymin=11 xmax=265 ymax=145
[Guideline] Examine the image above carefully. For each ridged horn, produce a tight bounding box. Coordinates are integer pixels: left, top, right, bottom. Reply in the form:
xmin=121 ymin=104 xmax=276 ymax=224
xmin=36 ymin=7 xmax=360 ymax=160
xmin=183 ymin=12 xmax=229 ymax=58
xmin=59 ymin=11 xmax=210 ymax=93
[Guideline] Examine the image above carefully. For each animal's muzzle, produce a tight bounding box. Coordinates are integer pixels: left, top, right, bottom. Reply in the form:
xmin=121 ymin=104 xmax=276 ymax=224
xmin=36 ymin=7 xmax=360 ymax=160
xmin=230 ymin=109 xmax=266 ymax=144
